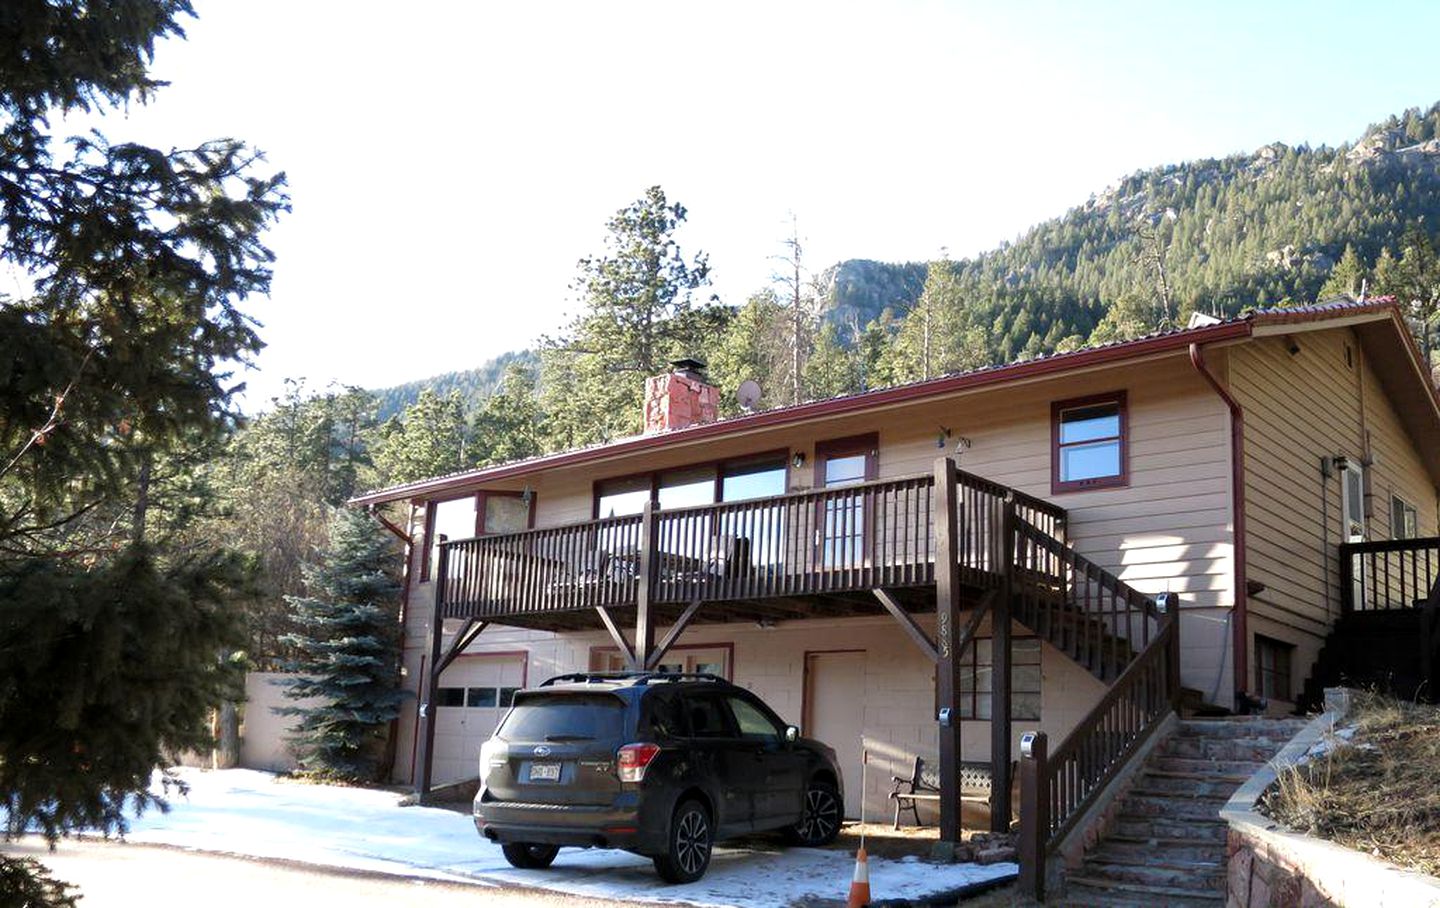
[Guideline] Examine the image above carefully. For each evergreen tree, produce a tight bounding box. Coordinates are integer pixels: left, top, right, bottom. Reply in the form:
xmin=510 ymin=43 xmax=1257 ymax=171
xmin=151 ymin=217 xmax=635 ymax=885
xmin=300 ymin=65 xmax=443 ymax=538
xmin=540 ymin=187 xmax=717 ymax=445
xmin=0 ymin=3 xmax=282 ymax=896
xmin=279 ymin=509 xmax=404 ymax=782
xmin=370 ymin=389 xmax=472 ymax=487
xmin=1318 ymin=243 xmax=1369 ymax=299
xmin=1372 ymin=226 xmax=1440 ymax=372
xmin=880 ymin=257 xmax=988 ymax=382
xmin=709 ymin=289 xmax=788 ymax=413
xmin=473 ymin=362 xmax=545 ymax=465
xmin=803 ymin=322 xmax=864 ymax=399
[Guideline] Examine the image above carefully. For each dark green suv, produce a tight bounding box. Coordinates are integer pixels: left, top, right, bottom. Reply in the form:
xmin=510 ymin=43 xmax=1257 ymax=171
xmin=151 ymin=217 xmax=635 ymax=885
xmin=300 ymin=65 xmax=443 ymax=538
xmin=473 ymin=672 xmax=844 ymax=883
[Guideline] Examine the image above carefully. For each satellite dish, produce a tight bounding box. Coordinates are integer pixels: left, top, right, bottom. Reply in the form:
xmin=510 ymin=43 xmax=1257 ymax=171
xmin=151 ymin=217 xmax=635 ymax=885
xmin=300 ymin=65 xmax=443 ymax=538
xmin=737 ymin=379 xmax=762 ymax=412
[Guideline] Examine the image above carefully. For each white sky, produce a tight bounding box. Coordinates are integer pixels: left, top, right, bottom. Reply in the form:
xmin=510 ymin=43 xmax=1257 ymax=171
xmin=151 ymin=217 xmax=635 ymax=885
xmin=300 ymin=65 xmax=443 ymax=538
xmin=64 ymin=0 xmax=1440 ymax=411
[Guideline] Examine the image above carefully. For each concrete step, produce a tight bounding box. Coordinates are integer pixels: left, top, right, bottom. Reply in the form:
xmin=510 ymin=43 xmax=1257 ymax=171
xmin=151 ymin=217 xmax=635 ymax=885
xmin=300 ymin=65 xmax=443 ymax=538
xmin=1112 ymin=814 xmax=1229 ymax=843
xmin=1078 ymin=855 xmax=1226 ymax=892
xmin=1176 ymin=718 xmax=1307 ymax=741
xmin=1120 ymin=791 xmax=1226 ymax=821
xmin=1134 ymin=770 xmax=1250 ymax=797
xmin=1091 ymin=837 xmax=1226 ymax=865
xmin=1150 ymin=755 xmax=1268 ymax=776
xmin=1065 ymin=876 xmax=1225 ymax=906
xmin=1158 ymin=735 xmax=1293 ymax=763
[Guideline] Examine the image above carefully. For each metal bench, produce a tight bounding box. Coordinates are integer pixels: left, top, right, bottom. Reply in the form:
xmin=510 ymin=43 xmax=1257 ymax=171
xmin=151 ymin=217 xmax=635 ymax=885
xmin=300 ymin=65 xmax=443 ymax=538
xmin=888 ymin=756 xmax=1010 ymax=829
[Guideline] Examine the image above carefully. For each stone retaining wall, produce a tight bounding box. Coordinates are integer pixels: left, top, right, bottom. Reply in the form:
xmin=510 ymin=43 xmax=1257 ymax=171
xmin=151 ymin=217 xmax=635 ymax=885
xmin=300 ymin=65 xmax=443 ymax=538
xmin=1221 ymin=690 xmax=1440 ymax=908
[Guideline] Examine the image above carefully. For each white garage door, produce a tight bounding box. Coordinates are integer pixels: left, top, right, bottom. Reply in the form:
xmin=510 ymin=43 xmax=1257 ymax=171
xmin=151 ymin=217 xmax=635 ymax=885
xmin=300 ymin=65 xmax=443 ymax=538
xmin=431 ymin=653 xmax=526 ymax=785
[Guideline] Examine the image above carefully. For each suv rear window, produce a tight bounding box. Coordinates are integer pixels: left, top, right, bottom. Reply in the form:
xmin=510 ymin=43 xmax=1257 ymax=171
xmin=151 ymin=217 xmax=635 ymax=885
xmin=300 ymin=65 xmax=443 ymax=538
xmin=498 ymin=693 xmax=626 ymax=742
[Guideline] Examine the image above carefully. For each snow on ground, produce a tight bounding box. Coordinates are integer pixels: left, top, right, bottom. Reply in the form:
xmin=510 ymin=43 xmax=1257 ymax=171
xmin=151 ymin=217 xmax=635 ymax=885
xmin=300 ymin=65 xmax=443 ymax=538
xmin=114 ymin=769 xmax=1015 ymax=907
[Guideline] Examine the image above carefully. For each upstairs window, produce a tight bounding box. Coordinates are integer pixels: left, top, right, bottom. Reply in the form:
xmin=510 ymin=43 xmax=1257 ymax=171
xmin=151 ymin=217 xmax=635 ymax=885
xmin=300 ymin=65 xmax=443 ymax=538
xmin=1053 ymin=392 xmax=1128 ymax=493
xmin=1392 ymin=495 xmax=1419 ymax=540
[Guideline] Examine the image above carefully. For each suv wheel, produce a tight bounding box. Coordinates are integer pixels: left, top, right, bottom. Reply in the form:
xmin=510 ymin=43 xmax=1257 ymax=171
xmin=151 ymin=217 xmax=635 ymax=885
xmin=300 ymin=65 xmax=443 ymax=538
xmin=653 ymin=799 xmax=712 ymax=883
xmin=786 ymin=780 xmax=841 ymax=846
xmin=501 ymin=842 xmax=560 ymax=869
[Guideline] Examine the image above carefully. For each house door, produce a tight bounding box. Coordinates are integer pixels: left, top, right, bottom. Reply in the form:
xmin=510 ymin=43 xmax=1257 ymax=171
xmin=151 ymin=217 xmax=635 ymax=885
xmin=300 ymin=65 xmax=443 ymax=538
xmin=804 ymin=650 xmax=867 ymax=818
xmin=815 ymin=435 xmax=878 ymax=570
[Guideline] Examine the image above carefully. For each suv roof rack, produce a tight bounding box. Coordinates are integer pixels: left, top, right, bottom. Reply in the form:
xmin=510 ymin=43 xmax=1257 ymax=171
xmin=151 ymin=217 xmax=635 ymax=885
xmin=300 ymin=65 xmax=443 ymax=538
xmin=538 ymin=671 xmax=732 ymax=688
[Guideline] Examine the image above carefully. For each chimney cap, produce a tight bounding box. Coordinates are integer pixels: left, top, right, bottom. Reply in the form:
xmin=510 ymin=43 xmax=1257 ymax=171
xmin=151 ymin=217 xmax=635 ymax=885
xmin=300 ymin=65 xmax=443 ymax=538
xmin=670 ymin=357 xmax=708 ymax=375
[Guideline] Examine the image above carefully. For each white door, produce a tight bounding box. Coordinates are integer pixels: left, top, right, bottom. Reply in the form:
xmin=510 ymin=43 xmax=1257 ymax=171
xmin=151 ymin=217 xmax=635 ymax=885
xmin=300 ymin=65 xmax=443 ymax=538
xmin=1341 ymin=460 xmax=1366 ymax=608
xmin=805 ymin=651 xmax=868 ymax=819
xmin=432 ymin=653 xmax=525 ymax=784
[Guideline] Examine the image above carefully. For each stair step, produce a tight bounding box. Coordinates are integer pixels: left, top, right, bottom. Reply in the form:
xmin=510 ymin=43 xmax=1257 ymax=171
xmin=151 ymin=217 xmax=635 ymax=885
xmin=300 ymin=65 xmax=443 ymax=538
xmin=1120 ymin=792 xmax=1226 ymax=820
xmin=1127 ymin=785 xmax=1233 ymax=801
xmin=1112 ymin=815 xmax=1228 ymax=843
xmin=1079 ymin=856 xmax=1226 ymax=891
xmin=1133 ymin=773 xmax=1248 ymax=797
xmin=1150 ymin=756 xmax=1267 ymax=776
xmin=1066 ymin=876 xmax=1225 ymax=905
xmin=1092 ymin=838 xmax=1226 ymax=864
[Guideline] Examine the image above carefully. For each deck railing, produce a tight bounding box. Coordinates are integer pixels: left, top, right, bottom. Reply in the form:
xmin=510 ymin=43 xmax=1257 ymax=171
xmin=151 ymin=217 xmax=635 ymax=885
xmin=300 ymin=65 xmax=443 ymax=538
xmin=437 ymin=469 xmax=1066 ymax=621
xmin=1341 ymin=537 xmax=1440 ymax=613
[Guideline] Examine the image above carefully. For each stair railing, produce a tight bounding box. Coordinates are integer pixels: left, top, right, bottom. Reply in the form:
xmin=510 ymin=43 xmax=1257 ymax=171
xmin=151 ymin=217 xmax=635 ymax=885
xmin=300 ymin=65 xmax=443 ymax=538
xmin=1014 ymin=520 xmax=1181 ymax=901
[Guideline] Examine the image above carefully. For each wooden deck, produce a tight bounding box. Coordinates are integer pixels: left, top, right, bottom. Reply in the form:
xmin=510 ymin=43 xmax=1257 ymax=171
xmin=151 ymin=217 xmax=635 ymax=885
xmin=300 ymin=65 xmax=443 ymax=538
xmin=435 ymin=468 xmax=1066 ymax=624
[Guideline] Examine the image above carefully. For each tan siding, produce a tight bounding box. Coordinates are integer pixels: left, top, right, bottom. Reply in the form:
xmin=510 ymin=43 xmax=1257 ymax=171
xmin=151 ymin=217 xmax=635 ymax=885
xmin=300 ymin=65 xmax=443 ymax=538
xmin=1231 ymin=328 xmax=1440 ymax=701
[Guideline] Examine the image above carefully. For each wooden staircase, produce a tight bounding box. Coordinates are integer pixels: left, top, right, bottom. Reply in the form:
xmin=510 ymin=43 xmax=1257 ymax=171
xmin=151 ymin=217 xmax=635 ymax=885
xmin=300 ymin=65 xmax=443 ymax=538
xmin=1062 ymin=717 xmax=1306 ymax=907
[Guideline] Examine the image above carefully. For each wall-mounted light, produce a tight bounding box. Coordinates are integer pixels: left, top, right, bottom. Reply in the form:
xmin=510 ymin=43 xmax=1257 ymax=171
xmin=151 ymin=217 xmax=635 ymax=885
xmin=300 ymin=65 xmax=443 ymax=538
xmin=521 ymin=485 xmax=534 ymax=504
xmin=792 ymin=452 xmax=806 ymax=469
xmin=936 ymin=427 xmax=952 ymax=449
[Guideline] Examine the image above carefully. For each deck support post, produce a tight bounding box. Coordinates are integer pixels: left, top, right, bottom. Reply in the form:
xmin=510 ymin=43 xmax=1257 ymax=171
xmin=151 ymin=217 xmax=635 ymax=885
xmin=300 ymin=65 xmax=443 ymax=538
xmin=634 ymin=499 xmax=659 ymax=671
xmin=990 ymin=497 xmax=1015 ymax=832
xmin=416 ymin=542 xmax=449 ymax=803
xmin=933 ymin=457 xmax=965 ymax=844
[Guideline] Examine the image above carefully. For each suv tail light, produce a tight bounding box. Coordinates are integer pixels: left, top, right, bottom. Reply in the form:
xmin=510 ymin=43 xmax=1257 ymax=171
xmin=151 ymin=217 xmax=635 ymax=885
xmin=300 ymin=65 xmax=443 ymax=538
xmin=617 ymin=743 xmax=661 ymax=783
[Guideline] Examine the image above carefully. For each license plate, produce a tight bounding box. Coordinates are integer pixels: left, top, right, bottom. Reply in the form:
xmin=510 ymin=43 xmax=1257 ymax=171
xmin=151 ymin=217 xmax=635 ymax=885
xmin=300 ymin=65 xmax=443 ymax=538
xmin=529 ymin=762 xmax=561 ymax=782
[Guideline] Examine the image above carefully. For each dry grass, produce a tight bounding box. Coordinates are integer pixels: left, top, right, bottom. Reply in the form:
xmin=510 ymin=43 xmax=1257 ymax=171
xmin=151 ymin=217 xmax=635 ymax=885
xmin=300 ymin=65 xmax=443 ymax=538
xmin=1261 ymin=692 xmax=1440 ymax=876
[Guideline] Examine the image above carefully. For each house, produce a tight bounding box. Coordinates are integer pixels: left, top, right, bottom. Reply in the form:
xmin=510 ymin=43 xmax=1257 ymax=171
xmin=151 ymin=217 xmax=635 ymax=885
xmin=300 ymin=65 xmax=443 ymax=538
xmin=350 ymin=298 xmax=1440 ymax=855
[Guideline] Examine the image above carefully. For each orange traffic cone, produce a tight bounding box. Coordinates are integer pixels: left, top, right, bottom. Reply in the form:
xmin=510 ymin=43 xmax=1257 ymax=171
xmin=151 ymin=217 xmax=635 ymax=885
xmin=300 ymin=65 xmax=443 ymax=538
xmin=846 ymin=845 xmax=871 ymax=908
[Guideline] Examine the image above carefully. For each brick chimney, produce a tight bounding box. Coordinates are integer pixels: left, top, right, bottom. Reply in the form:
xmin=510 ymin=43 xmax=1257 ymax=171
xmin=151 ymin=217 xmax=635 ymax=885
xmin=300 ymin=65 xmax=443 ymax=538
xmin=643 ymin=358 xmax=720 ymax=434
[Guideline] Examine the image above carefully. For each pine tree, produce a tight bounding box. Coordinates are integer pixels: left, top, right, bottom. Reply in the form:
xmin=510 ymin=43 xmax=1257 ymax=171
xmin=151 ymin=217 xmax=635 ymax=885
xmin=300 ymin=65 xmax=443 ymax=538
xmin=709 ymin=289 xmax=788 ymax=413
xmin=474 ymin=362 xmax=545 ymax=465
xmin=540 ymin=186 xmax=717 ymax=446
xmin=0 ymin=3 xmax=282 ymax=897
xmin=881 ymin=257 xmax=988 ymax=383
xmin=279 ymin=509 xmax=404 ymax=782
xmin=370 ymin=388 xmax=472 ymax=487
xmin=1372 ymin=226 xmax=1440 ymax=372
xmin=1319 ymin=244 xmax=1369 ymax=299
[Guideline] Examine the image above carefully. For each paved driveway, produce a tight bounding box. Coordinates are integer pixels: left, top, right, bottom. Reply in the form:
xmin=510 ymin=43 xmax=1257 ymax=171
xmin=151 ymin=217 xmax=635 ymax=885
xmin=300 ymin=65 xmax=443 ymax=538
xmin=97 ymin=769 xmax=1013 ymax=907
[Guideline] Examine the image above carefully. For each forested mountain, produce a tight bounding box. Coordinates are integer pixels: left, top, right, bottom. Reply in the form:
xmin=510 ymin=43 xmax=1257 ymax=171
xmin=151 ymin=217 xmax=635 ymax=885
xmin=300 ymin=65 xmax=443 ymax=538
xmin=371 ymin=349 xmax=537 ymax=419
xmin=815 ymin=103 xmax=1440 ymax=363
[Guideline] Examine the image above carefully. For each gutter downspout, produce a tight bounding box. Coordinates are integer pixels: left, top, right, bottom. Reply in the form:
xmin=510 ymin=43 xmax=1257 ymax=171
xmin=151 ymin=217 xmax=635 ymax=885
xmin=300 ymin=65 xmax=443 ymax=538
xmin=1189 ymin=342 xmax=1250 ymax=708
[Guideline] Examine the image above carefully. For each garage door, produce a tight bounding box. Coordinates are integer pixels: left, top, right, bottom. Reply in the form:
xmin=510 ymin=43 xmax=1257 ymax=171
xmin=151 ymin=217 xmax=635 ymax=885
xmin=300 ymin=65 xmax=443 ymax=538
xmin=431 ymin=653 xmax=526 ymax=785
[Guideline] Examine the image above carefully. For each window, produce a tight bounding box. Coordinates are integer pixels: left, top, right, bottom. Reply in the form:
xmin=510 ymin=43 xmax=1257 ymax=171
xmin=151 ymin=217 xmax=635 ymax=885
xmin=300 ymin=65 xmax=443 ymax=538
xmin=423 ymin=490 xmax=534 ymax=580
xmin=684 ymin=695 xmax=735 ymax=739
xmin=436 ymin=687 xmax=466 ymax=708
xmin=1392 ymin=495 xmax=1419 ymax=540
xmin=726 ymin=696 xmax=782 ymax=742
xmin=593 ymin=452 xmax=788 ymax=518
xmin=426 ymin=495 xmax=477 ymax=579
xmin=1052 ymin=392 xmax=1127 ymax=493
xmin=467 ymin=687 xmax=498 ymax=708
xmin=957 ymin=637 xmax=1041 ymax=720
xmin=1255 ymin=636 xmax=1294 ymax=702
xmin=1340 ymin=461 xmax=1365 ymax=542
